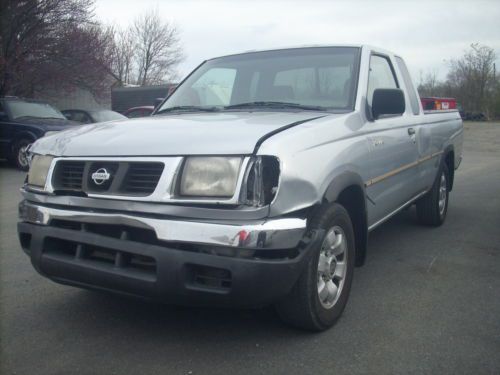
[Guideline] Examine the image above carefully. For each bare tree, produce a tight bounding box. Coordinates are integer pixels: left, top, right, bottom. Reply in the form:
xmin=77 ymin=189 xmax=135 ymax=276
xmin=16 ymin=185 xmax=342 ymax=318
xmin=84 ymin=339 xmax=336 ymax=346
xmin=418 ymin=69 xmax=440 ymax=96
xmin=447 ymin=43 xmax=497 ymax=113
xmin=132 ymin=10 xmax=184 ymax=86
xmin=109 ymin=27 xmax=136 ymax=85
xmin=0 ymin=0 xmax=113 ymax=97
xmin=46 ymin=24 xmax=115 ymax=98
xmin=417 ymin=69 xmax=455 ymax=99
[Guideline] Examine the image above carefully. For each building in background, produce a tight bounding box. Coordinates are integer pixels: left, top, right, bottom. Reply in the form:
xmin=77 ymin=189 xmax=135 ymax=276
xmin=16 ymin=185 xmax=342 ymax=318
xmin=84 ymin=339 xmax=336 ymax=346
xmin=111 ymin=84 xmax=177 ymax=113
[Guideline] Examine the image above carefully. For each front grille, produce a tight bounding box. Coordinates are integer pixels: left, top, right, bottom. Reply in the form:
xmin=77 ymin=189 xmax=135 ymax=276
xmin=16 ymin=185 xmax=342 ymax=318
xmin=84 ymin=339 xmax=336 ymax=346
xmin=53 ymin=161 xmax=85 ymax=190
xmin=45 ymin=221 xmax=158 ymax=278
xmin=122 ymin=163 xmax=164 ymax=195
xmin=51 ymin=219 xmax=160 ymax=245
xmin=51 ymin=160 xmax=164 ymax=196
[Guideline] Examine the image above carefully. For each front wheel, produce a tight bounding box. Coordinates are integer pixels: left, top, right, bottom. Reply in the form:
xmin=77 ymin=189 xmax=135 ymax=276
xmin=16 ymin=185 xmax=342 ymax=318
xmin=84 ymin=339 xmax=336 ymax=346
xmin=12 ymin=138 xmax=32 ymax=171
xmin=416 ymin=164 xmax=449 ymax=226
xmin=275 ymin=203 xmax=355 ymax=331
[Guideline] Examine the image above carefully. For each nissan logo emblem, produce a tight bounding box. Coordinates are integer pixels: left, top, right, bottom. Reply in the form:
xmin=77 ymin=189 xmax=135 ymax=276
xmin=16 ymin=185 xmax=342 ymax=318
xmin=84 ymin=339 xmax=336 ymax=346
xmin=91 ymin=168 xmax=111 ymax=185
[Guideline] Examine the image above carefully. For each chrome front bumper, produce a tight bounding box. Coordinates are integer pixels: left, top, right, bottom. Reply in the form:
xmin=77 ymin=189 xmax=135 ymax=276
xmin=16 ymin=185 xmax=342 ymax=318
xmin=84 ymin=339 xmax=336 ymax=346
xmin=18 ymin=200 xmax=307 ymax=249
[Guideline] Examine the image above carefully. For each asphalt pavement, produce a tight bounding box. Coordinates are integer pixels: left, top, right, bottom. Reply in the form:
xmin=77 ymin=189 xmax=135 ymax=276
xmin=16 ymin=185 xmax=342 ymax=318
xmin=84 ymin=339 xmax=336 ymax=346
xmin=1 ymin=122 xmax=499 ymax=375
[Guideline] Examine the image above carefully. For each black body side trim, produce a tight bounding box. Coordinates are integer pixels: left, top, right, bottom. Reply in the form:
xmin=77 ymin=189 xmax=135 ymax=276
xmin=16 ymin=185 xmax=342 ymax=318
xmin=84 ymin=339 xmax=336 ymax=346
xmin=323 ymin=171 xmax=368 ymax=267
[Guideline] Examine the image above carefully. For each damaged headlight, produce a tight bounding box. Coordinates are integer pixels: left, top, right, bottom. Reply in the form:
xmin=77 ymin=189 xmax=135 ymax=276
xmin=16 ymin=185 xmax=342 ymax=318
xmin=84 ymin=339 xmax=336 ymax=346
xmin=27 ymin=155 xmax=53 ymax=187
xmin=179 ymin=157 xmax=242 ymax=197
xmin=243 ymin=156 xmax=280 ymax=207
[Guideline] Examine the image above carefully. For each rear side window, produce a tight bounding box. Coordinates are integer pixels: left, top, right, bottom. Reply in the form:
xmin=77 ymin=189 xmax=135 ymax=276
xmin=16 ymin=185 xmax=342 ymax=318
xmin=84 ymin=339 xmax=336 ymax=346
xmin=367 ymin=55 xmax=398 ymax=106
xmin=395 ymin=56 xmax=420 ymax=115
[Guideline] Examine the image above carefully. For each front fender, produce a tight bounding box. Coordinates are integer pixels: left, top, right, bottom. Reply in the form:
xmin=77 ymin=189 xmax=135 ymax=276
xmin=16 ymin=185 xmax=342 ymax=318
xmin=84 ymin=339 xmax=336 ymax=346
xmin=323 ymin=170 xmax=366 ymax=203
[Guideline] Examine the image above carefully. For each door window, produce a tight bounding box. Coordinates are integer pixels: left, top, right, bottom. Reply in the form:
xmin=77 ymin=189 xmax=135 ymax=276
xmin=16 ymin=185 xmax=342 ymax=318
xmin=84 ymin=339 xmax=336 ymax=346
xmin=367 ymin=55 xmax=398 ymax=107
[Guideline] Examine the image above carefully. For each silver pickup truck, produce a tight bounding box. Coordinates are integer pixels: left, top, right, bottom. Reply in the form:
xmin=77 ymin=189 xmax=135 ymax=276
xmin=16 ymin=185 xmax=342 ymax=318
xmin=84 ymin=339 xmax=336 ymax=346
xmin=18 ymin=45 xmax=463 ymax=331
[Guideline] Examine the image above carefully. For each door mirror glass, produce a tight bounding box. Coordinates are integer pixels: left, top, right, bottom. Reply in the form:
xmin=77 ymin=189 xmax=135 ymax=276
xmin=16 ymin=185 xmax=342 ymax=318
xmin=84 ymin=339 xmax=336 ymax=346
xmin=371 ymin=88 xmax=405 ymax=119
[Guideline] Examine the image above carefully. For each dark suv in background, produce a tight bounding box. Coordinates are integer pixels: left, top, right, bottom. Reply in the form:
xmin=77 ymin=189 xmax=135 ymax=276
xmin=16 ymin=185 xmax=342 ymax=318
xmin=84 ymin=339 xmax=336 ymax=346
xmin=0 ymin=97 xmax=76 ymax=170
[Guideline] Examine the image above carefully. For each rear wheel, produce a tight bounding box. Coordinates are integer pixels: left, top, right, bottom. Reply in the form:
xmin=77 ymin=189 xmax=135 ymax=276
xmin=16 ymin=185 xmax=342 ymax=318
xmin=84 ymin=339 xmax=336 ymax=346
xmin=11 ymin=138 xmax=32 ymax=171
xmin=416 ymin=163 xmax=449 ymax=226
xmin=275 ymin=203 xmax=355 ymax=331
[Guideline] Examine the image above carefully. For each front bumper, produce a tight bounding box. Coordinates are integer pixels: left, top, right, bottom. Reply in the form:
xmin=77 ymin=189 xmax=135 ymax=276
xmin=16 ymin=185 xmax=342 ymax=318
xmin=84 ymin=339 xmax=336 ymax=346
xmin=18 ymin=200 xmax=320 ymax=307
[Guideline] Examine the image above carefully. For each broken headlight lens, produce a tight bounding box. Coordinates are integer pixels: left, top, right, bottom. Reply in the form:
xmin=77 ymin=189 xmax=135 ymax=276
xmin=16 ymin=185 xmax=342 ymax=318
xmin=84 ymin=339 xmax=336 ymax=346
xmin=243 ymin=156 xmax=280 ymax=207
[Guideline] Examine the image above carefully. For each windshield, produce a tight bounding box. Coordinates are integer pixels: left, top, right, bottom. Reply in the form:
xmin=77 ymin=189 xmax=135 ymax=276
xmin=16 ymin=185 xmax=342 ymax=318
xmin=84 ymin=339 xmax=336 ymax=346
xmin=157 ymin=47 xmax=360 ymax=113
xmin=92 ymin=110 xmax=127 ymax=123
xmin=6 ymin=101 xmax=66 ymax=120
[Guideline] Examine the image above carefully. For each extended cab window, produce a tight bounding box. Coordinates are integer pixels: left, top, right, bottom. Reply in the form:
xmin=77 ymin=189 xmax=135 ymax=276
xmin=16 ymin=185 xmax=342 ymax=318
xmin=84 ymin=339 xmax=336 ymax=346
xmin=395 ymin=56 xmax=420 ymax=115
xmin=367 ymin=55 xmax=398 ymax=107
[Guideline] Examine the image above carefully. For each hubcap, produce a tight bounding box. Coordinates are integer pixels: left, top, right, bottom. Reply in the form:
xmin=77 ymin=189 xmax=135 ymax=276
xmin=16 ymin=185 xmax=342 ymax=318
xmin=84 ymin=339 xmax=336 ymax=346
xmin=18 ymin=144 xmax=30 ymax=168
xmin=438 ymin=173 xmax=447 ymax=216
xmin=317 ymin=226 xmax=348 ymax=309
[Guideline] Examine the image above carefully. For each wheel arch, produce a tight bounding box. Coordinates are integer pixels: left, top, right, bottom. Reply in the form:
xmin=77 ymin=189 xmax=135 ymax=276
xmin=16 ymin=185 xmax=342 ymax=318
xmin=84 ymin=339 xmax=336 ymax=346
xmin=322 ymin=172 xmax=368 ymax=267
xmin=443 ymin=146 xmax=455 ymax=191
xmin=13 ymin=130 xmax=38 ymax=144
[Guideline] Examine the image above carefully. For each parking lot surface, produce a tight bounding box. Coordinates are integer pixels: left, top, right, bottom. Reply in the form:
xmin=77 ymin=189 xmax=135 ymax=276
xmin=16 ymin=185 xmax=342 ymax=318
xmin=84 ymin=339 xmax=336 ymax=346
xmin=1 ymin=122 xmax=499 ymax=375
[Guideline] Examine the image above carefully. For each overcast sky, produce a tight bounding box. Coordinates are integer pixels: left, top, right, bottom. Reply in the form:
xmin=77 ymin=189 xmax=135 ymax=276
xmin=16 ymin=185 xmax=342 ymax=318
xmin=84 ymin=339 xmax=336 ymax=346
xmin=95 ymin=0 xmax=500 ymax=83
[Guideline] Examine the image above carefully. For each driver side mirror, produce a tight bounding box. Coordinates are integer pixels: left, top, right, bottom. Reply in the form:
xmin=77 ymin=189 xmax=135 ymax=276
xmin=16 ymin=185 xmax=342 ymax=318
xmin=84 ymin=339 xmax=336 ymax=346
xmin=0 ymin=111 xmax=8 ymax=121
xmin=371 ymin=88 xmax=405 ymax=120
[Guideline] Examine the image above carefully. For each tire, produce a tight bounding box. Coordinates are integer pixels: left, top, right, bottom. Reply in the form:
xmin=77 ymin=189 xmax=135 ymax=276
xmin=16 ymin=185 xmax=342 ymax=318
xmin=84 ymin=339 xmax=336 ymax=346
xmin=416 ymin=163 xmax=449 ymax=226
xmin=11 ymin=138 xmax=32 ymax=171
xmin=275 ymin=203 xmax=355 ymax=331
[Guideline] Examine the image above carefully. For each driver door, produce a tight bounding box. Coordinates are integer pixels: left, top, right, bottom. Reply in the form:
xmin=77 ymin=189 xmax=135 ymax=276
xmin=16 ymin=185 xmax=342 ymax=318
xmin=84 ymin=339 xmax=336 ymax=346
xmin=364 ymin=54 xmax=421 ymax=225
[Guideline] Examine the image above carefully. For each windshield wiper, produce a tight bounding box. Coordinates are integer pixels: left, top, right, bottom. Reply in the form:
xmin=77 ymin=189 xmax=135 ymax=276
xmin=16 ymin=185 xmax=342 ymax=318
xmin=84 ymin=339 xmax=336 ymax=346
xmin=224 ymin=101 xmax=326 ymax=111
xmin=155 ymin=105 xmax=220 ymax=114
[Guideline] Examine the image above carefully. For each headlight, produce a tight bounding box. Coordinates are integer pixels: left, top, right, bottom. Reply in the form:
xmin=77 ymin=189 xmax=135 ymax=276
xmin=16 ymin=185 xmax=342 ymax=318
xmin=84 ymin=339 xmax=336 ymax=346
xmin=28 ymin=155 xmax=53 ymax=187
xmin=180 ymin=157 xmax=242 ymax=197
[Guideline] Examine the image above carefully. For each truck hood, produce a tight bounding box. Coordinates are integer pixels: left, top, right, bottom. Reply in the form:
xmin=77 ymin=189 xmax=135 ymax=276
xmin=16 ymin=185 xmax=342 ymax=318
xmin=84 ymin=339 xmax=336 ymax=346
xmin=30 ymin=112 xmax=326 ymax=156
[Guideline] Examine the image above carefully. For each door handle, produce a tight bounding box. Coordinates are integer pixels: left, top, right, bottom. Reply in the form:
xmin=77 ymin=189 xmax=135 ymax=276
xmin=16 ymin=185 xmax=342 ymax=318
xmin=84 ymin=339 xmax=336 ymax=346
xmin=408 ymin=127 xmax=416 ymax=136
